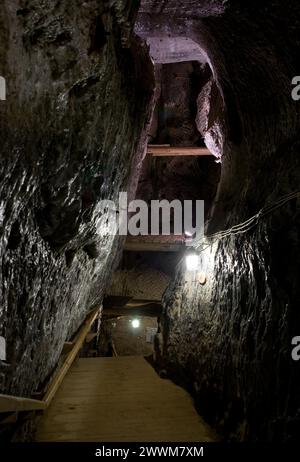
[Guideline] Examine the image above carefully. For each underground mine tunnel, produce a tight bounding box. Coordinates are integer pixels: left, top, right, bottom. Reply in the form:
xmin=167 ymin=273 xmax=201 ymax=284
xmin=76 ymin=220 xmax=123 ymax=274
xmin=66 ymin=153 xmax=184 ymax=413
xmin=0 ymin=0 xmax=300 ymax=450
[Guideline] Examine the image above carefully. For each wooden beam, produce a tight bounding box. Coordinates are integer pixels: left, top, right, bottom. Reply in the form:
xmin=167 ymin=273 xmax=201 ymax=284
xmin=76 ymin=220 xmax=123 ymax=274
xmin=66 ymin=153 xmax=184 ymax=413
xmin=103 ymin=296 xmax=161 ymax=309
xmin=124 ymin=240 xmax=184 ymax=252
xmin=103 ymin=303 xmax=162 ymax=318
xmin=125 ymin=299 xmax=162 ymax=307
xmin=148 ymin=145 xmax=212 ymax=157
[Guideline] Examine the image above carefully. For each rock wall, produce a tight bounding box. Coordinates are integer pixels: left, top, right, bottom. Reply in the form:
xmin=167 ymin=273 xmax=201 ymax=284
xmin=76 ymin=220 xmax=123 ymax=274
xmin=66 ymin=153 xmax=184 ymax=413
xmin=145 ymin=1 xmax=300 ymax=441
xmin=0 ymin=0 xmax=154 ymax=396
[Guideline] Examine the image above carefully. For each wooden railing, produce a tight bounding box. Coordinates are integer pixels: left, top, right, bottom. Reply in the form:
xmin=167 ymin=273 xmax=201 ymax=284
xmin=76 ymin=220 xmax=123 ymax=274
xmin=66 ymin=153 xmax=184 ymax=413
xmin=0 ymin=308 xmax=99 ymax=413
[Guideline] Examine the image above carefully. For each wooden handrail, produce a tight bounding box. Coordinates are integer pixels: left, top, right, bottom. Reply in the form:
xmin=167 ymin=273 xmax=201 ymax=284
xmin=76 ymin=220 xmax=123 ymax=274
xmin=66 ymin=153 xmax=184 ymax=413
xmin=43 ymin=309 xmax=99 ymax=406
xmin=0 ymin=395 xmax=46 ymax=413
xmin=0 ymin=308 xmax=99 ymax=413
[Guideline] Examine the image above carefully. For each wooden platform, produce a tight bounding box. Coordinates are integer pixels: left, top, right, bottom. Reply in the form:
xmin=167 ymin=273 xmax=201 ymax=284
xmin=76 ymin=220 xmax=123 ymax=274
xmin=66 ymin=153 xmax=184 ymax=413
xmin=36 ymin=357 xmax=216 ymax=442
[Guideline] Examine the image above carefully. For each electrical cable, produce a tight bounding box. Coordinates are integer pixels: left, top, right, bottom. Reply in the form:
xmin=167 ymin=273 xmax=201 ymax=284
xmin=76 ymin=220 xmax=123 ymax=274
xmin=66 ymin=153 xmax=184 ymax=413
xmin=174 ymin=190 xmax=300 ymax=272
xmin=194 ymin=190 xmax=300 ymax=253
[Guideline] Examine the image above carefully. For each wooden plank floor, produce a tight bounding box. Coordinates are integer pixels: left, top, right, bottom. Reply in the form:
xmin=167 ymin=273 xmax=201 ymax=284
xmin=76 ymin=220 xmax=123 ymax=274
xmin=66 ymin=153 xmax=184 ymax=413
xmin=36 ymin=357 xmax=216 ymax=442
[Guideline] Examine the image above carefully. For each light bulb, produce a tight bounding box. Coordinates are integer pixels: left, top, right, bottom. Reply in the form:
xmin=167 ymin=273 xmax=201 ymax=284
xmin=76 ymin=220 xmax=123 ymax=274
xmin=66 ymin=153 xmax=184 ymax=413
xmin=186 ymin=253 xmax=199 ymax=271
xmin=131 ymin=319 xmax=140 ymax=329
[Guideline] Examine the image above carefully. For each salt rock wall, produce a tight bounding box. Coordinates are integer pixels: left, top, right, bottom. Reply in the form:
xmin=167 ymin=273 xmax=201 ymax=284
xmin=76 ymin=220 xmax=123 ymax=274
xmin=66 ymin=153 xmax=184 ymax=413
xmin=151 ymin=1 xmax=300 ymax=441
xmin=0 ymin=0 xmax=154 ymax=396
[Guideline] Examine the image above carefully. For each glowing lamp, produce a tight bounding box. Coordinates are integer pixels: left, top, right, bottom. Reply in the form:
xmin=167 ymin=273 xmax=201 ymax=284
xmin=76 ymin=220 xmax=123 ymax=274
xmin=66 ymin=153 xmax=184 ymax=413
xmin=131 ymin=319 xmax=140 ymax=329
xmin=186 ymin=253 xmax=200 ymax=271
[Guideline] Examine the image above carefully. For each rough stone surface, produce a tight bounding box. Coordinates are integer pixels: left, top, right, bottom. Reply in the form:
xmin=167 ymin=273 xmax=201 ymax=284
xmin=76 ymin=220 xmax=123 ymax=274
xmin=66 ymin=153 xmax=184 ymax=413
xmin=139 ymin=0 xmax=227 ymax=18
xmin=108 ymin=268 xmax=170 ymax=301
xmin=155 ymin=61 xmax=203 ymax=146
xmin=196 ymin=78 xmax=226 ymax=161
xmin=138 ymin=0 xmax=300 ymax=442
xmin=0 ymin=0 xmax=154 ymax=396
xmin=146 ymin=37 xmax=207 ymax=65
